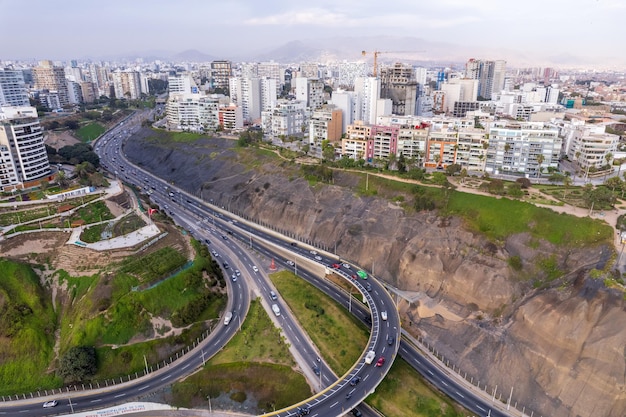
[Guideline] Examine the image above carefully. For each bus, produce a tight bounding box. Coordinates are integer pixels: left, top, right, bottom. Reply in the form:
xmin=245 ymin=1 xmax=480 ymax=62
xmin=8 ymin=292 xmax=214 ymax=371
xmin=356 ymin=270 xmax=368 ymax=279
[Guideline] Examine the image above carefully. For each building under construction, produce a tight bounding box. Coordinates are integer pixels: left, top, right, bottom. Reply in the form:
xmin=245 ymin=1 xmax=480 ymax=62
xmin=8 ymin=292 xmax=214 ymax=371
xmin=379 ymin=63 xmax=417 ymax=116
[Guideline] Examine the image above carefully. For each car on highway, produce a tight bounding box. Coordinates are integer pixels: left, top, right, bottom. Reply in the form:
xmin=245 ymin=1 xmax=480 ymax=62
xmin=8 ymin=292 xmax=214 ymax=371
xmin=270 ymin=291 xmax=277 ymax=300
xmin=231 ymin=274 xmax=237 ymax=282
xmin=356 ymin=270 xmax=368 ymax=279
xmin=235 ymin=269 xmax=241 ymax=276
xmin=223 ymin=311 xmax=233 ymax=326
xmin=309 ymin=250 xmax=317 ymax=255
xmin=351 ymin=408 xmax=363 ymax=417
xmin=349 ymin=376 xmax=361 ymax=386
xmin=312 ymin=364 xmax=320 ymax=375
xmin=387 ymin=335 xmax=395 ymax=346
xmin=381 ymin=311 xmax=388 ymax=321
xmin=43 ymin=400 xmax=58 ymax=408
xmin=332 ymin=263 xmax=340 ymax=269
xmin=364 ymin=350 xmax=376 ymax=364
xmin=314 ymin=255 xmax=322 ymax=261
xmin=375 ymin=357 xmax=385 ymax=367
xmin=222 ymin=261 xmax=230 ymax=269
xmin=286 ymin=260 xmax=295 ymax=266
xmin=271 ymin=303 xmax=281 ymax=316
xmin=365 ymin=283 xmax=372 ymax=292
xmin=342 ymin=263 xmax=351 ymax=269
xmin=252 ymin=265 xmax=259 ymax=272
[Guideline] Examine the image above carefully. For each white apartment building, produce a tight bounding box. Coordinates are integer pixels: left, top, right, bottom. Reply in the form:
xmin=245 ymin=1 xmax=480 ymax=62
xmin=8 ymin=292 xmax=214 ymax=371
xmin=354 ymin=77 xmax=380 ymax=125
xmin=166 ymin=94 xmax=225 ymax=132
xmin=0 ymin=69 xmax=30 ymax=107
xmin=485 ymin=121 xmax=561 ymax=176
xmin=397 ymin=127 xmax=428 ymax=161
xmin=168 ymin=73 xmax=199 ymax=94
xmin=560 ymin=122 xmax=619 ymax=171
xmin=0 ymin=106 xmax=50 ymax=189
xmin=229 ymin=77 xmax=261 ymax=122
xmin=329 ymin=89 xmax=355 ymax=134
xmin=295 ymin=77 xmax=324 ymax=110
xmin=260 ymin=77 xmax=277 ymax=113
xmin=261 ymin=100 xmax=307 ymax=138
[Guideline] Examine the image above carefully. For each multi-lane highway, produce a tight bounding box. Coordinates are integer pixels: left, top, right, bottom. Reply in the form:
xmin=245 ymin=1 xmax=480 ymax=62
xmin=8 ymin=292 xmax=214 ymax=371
xmin=1 ymin=111 xmax=514 ymax=417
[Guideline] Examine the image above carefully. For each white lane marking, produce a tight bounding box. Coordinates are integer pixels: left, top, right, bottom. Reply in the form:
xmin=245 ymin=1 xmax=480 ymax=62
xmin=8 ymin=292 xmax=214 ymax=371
xmin=138 ymin=385 xmax=150 ymax=391
xmin=455 ymin=391 xmax=464 ymax=398
xmin=440 ymin=380 xmax=448 ymax=387
xmin=160 ymin=374 xmax=171 ymax=381
xmin=114 ymin=393 xmax=126 ymax=398
xmin=329 ymin=401 xmax=339 ymax=408
xmin=91 ymin=399 xmax=102 ymax=402
xmin=182 ymin=363 xmax=191 ymax=370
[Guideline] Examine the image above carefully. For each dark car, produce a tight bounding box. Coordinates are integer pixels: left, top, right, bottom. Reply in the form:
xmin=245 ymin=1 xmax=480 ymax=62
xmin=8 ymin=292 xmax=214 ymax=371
xmin=387 ymin=335 xmax=395 ymax=346
xmin=312 ymin=365 xmax=320 ymax=376
xmin=349 ymin=376 xmax=361 ymax=386
xmin=351 ymin=408 xmax=363 ymax=417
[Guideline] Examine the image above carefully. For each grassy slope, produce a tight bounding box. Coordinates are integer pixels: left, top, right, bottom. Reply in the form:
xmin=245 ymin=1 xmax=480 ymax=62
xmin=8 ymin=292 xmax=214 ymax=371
xmin=0 ymin=260 xmax=60 ymax=395
xmin=75 ymin=123 xmax=105 ymax=142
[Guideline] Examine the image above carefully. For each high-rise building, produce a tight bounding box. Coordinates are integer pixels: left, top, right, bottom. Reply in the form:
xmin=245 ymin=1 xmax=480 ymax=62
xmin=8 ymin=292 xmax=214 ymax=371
xmin=112 ymin=70 xmax=142 ymax=99
xmin=379 ymin=63 xmax=418 ymax=116
xmin=0 ymin=69 xmax=30 ymax=107
xmin=354 ymin=77 xmax=380 ymax=124
xmin=210 ymin=60 xmax=232 ymax=92
xmin=32 ymin=60 xmax=70 ymax=106
xmin=260 ymin=77 xmax=277 ymax=113
xmin=329 ymin=90 xmax=355 ymax=134
xmin=295 ymin=77 xmax=324 ymax=110
xmin=168 ymin=73 xmax=199 ymax=95
xmin=228 ymin=77 xmax=261 ymax=122
xmin=465 ymin=59 xmax=506 ymax=100
xmin=0 ymin=106 xmax=51 ymax=189
xmin=308 ymin=105 xmax=342 ymax=147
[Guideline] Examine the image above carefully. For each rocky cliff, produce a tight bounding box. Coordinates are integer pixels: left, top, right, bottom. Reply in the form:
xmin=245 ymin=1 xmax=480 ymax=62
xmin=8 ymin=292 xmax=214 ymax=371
xmin=125 ymin=132 xmax=624 ymax=417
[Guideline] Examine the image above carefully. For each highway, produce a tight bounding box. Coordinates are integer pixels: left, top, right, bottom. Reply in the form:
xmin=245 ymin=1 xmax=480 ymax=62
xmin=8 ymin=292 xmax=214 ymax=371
xmin=0 ymin=110 xmax=514 ymax=417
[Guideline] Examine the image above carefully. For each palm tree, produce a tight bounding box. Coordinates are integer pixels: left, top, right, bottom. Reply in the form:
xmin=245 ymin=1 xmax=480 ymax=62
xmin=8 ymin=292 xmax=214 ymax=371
xmin=605 ymin=152 xmax=614 ymax=180
xmin=563 ymin=174 xmax=572 ymax=198
xmin=536 ymin=154 xmax=545 ymax=178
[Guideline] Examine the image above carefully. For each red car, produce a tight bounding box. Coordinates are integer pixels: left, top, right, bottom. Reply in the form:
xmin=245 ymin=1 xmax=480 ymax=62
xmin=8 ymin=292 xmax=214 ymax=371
xmin=375 ymin=357 xmax=385 ymax=367
xmin=351 ymin=274 xmax=357 ymax=280
xmin=332 ymin=263 xmax=340 ymax=269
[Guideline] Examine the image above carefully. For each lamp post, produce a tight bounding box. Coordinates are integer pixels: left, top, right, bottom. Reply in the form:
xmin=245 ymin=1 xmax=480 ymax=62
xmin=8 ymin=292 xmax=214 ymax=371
xmin=207 ymin=395 xmax=212 ymax=414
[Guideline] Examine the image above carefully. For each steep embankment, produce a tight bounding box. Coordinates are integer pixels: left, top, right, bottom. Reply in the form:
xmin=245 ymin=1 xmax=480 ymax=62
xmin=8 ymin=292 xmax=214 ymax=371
xmin=125 ymin=130 xmax=625 ymax=417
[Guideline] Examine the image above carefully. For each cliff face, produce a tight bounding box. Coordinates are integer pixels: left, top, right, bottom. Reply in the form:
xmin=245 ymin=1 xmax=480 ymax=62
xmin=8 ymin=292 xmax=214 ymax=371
xmin=125 ymin=133 xmax=625 ymax=417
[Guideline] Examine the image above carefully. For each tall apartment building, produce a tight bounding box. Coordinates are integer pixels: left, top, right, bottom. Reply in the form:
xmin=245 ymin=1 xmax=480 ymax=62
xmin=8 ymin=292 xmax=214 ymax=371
xmin=0 ymin=69 xmax=30 ymax=107
xmin=560 ymin=122 xmax=619 ymax=171
xmin=397 ymin=125 xmax=429 ymax=161
xmin=257 ymin=61 xmax=283 ymax=94
xmin=260 ymin=77 xmax=277 ymax=113
xmin=32 ymin=60 xmax=70 ymax=107
xmin=329 ymin=89 xmax=355 ymax=134
xmin=425 ymin=127 xmax=458 ymax=168
xmin=465 ymin=59 xmax=506 ymax=100
xmin=218 ymin=105 xmax=243 ymax=130
xmin=228 ymin=77 xmax=261 ymax=122
xmin=299 ymin=62 xmax=319 ymax=78
xmin=295 ymin=77 xmax=324 ymax=110
xmin=210 ymin=60 xmax=232 ymax=91
xmin=371 ymin=125 xmax=400 ymax=160
xmin=308 ymin=106 xmax=342 ymax=147
xmin=455 ymin=128 xmax=489 ymax=171
xmin=379 ymin=63 xmax=417 ymax=116
xmin=112 ymin=70 xmax=142 ymax=99
xmin=354 ymin=77 xmax=380 ymax=124
xmin=485 ymin=121 xmax=561 ymax=176
xmin=0 ymin=106 xmax=51 ymax=190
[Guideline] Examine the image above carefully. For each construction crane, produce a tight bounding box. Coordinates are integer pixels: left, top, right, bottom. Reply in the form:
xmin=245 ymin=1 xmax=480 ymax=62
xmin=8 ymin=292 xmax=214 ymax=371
xmin=361 ymin=50 xmax=425 ymax=77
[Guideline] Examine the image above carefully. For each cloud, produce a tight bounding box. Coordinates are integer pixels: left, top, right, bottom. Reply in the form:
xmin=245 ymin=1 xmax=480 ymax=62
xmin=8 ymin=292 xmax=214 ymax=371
xmin=244 ymin=8 xmax=350 ymax=26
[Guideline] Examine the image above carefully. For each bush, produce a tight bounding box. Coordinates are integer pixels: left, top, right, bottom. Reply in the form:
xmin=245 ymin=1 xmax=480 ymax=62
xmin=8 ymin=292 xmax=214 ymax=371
xmin=58 ymin=346 xmax=97 ymax=382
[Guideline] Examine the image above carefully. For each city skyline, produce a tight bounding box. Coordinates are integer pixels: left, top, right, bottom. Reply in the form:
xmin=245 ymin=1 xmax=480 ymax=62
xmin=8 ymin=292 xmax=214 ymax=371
xmin=0 ymin=0 xmax=624 ymax=68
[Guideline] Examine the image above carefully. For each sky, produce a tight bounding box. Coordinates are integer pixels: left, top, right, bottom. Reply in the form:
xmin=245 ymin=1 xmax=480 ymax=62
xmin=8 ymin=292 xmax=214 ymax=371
xmin=0 ymin=0 xmax=624 ymax=68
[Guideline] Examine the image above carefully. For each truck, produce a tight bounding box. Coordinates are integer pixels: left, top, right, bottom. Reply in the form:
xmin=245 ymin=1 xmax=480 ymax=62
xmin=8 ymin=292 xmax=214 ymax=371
xmin=271 ymin=303 xmax=281 ymax=316
xmin=223 ymin=311 xmax=233 ymax=326
xmin=364 ymin=350 xmax=376 ymax=364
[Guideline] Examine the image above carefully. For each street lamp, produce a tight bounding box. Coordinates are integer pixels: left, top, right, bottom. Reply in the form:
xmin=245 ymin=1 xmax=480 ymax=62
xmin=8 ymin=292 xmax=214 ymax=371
xmin=207 ymin=395 xmax=212 ymax=414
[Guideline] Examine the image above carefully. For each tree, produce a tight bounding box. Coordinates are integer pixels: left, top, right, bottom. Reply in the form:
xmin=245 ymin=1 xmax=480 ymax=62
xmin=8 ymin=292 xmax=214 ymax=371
xmin=321 ymin=140 xmax=336 ymax=162
xmin=64 ymin=119 xmax=80 ymax=130
xmin=301 ymin=143 xmax=310 ymax=156
xmin=433 ymin=153 xmax=441 ymax=168
xmin=58 ymin=346 xmax=97 ymax=383
xmin=548 ymin=172 xmax=565 ymax=184
xmin=397 ymin=153 xmax=406 ymax=173
xmin=445 ymin=163 xmax=462 ymax=176
xmin=605 ymin=152 xmax=614 ymax=180
xmin=516 ymin=177 xmax=532 ymax=189
xmin=563 ymin=175 xmax=572 ymax=198
xmin=604 ymin=176 xmax=623 ymax=193
xmin=459 ymin=168 xmax=468 ymax=184
xmin=583 ymin=185 xmax=616 ymax=209
xmin=536 ymin=154 xmax=545 ymax=178
xmin=56 ymin=170 xmax=69 ymax=188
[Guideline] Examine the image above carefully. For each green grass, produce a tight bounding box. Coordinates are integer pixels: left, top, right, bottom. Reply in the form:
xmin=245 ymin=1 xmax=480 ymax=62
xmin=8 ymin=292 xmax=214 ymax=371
xmin=368 ymin=357 xmax=466 ymax=417
xmin=0 ymin=260 xmax=60 ymax=395
xmin=119 ymin=246 xmax=188 ymax=283
xmin=270 ymin=270 xmax=369 ymax=376
xmin=75 ymin=122 xmax=105 ymax=142
xmin=145 ymin=129 xmax=207 ymax=143
xmin=171 ymin=298 xmax=309 ymax=413
xmin=446 ymin=191 xmax=614 ymax=246
xmin=80 ymin=223 xmax=105 ymax=243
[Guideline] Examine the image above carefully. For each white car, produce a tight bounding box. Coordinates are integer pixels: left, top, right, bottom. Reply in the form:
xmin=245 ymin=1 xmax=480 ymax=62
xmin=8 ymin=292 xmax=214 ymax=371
xmin=252 ymin=266 xmax=259 ymax=272
xmin=43 ymin=400 xmax=58 ymax=408
xmin=286 ymin=260 xmax=295 ymax=266
xmin=314 ymin=255 xmax=322 ymax=261
xmin=380 ymin=311 xmax=388 ymax=321
xmin=310 ymin=250 xmax=317 ymax=255
xmin=342 ymin=263 xmax=351 ymax=269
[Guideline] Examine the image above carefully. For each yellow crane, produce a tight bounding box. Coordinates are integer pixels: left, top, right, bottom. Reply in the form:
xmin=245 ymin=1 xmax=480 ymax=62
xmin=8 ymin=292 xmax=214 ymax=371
xmin=361 ymin=50 xmax=426 ymax=77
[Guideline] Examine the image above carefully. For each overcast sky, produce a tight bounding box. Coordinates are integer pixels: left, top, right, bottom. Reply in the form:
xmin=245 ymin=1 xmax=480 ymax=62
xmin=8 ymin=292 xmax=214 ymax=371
xmin=0 ymin=0 xmax=623 ymax=67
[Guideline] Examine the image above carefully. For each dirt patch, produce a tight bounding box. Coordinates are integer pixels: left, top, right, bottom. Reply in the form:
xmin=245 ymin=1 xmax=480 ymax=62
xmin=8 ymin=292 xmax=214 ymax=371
xmin=45 ymin=130 xmax=81 ymax=150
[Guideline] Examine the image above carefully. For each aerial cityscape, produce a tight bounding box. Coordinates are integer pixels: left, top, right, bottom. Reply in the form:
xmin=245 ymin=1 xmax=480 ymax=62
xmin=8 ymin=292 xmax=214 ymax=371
xmin=1 ymin=1 xmax=626 ymax=417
